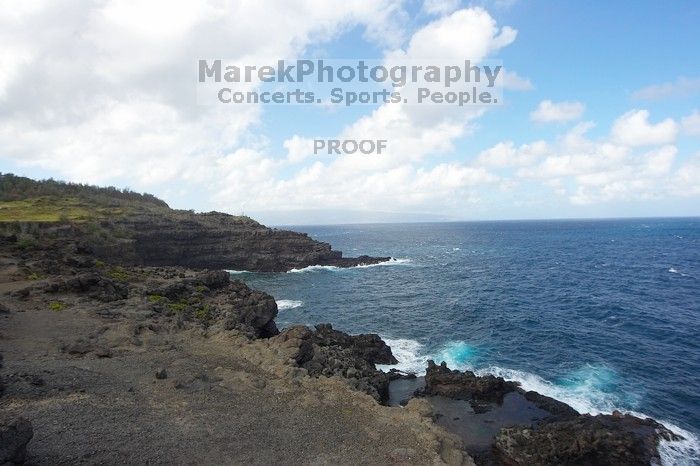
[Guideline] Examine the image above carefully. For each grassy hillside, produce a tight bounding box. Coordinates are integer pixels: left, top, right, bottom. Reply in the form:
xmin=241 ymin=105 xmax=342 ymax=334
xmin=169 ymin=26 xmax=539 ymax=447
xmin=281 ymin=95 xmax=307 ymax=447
xmin=0 ymin=173 xmax=169 ymax=222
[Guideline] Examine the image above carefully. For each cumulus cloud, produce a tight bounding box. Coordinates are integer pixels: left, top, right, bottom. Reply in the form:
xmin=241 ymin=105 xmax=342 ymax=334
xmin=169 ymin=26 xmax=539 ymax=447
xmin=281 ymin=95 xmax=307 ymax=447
xmin=422 ymin=0 xmax=461 ymax=16
xmin=681 ymin=110 xmax=700 ymax=136
xmin=500 ymin=70 xmax=534 ymax=91
xmin=632 ymin=76 xmax=700 ymax=100
xmin=530 ymin=100 xmax=585 ymax=123
xmin=610 ymin=109 xmax=678 ymax=146
xmin=0 ymin=0 xmax=409 ymax=187
xmin=268 ymin=7 xmax=516 ymax=214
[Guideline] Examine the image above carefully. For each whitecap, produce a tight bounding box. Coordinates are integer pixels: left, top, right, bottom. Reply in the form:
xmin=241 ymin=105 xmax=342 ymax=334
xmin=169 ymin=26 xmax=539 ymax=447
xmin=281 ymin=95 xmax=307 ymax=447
xmin=225 ymin=269 xmax=251 ymax=274
xmin=287 ymin=258 xmax=411 ymax=273
xmin=474 ymin=364 xmax=622 ymax=415
xmin=287 ymin=265 xmax=341 ymax=273
xmin=276 ymin=299 xmax=303 ymax=310
xmin=654 ymin=420 xmax=700 ymax=466
xmin=376 ymin=338 xmax=427 ymax=374
xmin=353 ymin=258 xmax=412 ymax=268
xmin=669 ymin=267 xmax=679 ymax=274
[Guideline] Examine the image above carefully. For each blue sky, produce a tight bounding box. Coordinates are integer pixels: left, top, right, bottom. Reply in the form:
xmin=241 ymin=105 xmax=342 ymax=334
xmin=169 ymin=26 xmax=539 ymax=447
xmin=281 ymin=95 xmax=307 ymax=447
xmin=1 ymin=0 xmax=699 ymax=224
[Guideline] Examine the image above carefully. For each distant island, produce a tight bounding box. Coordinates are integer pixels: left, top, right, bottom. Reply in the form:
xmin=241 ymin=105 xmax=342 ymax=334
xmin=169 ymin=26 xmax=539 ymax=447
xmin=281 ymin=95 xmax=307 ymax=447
xmin=0 ymin=174 xmax=684 ymax=465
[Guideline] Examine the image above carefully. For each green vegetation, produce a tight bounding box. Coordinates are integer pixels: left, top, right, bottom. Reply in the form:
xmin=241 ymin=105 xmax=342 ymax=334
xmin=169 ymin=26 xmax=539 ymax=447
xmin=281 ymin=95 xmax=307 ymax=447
xmin=106 ymin=266 xmax=131 ymax=282
xmin=0 ymin=197 xmax=127 ymax=223
xmin=0 ymin=173 xmax=170 ymax=223
xmin=167 ymin=302 xmax=188 ymax=313
xmin=49 ymin=301 xmax=67 ymax=312
xmin=147 ymin=294 xmax=168 ymax=304
xmin=0 ymin=173 xmax=167 ymax=207
xmin=16 ymin=234 xmax=38 ymax=250
xmin=27 ymin=272 xmax=43 ymax=280
xmin=195 ymin=304 xmax=212 ymax=320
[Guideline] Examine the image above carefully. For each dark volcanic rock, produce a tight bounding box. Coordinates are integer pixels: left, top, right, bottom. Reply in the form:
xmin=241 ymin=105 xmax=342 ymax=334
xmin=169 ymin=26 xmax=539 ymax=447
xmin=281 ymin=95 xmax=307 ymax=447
xmin=274 ymin=324 xmax=398 ymax=403
xmin=422 ymin=360 xmax=518 ymax=403
xmin=520 ymin=389 xmax=579 ymax=421
xmin=0 ymin=415 xmax=33 ymax=465
xmin=494 ymin=411 xmax=681 ymax=466
xmin=312 ymin=323 xmax=398 ymax=365
xmin=116 ymin=212 xmax=389 ymax=272
xmin=42 ymin=272 xmax=129 ymax=302
xmin=145 ymin=271 xmax=278 ymax=338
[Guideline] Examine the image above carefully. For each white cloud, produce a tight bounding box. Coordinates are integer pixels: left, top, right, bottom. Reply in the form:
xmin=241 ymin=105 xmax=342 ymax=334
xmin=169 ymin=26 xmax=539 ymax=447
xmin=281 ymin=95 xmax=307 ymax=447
xmin=610 ymin=109 xmax=678 ymax=146
xmin=530 ymin=100 xmax=585 ymax=123
xmin=681 ymin=110 xmax=700 ymax=136
xmin=399 ymin=7 xmax=516 ymax=60
xmin=422 ymin=0 xmax=461 ymax=16
xmin=0 ymin=0 xmax=408 ymax=185
xmin=632 ymin=76 xmax=700 ymax=100
xmin=475 ymin=140 xmax=548 ymax=168
xmin=500 ymin=70 xmax=534 ymax=91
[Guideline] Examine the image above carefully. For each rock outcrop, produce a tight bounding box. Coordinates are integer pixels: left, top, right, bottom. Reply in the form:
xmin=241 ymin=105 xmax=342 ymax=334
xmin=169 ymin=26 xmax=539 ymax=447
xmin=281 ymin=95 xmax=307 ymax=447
xmin=422 ymin=360 xmax=519 ymax=403
xmin=273 ymin=324 xmax=397 ymax=402
xmin=494 ymin=411 xmax=681 ymax=466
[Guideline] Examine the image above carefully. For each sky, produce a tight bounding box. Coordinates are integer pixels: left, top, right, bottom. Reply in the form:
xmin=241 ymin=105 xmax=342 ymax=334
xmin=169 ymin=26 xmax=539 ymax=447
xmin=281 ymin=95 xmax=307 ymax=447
xmin=0 ymin=0 xmax=699 ymax=225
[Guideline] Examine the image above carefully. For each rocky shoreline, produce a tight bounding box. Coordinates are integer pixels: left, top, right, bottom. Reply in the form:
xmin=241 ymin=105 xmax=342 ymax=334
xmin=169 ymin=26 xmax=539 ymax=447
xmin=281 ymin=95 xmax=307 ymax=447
xmin=0 ymin=251 xmax=684 ymax=464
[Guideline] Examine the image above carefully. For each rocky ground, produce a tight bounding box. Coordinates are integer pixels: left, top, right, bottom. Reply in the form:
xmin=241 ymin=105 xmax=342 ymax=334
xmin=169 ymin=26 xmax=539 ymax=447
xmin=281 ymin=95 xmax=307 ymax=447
xmin=0 ymin=259 xmax=468 ymax=465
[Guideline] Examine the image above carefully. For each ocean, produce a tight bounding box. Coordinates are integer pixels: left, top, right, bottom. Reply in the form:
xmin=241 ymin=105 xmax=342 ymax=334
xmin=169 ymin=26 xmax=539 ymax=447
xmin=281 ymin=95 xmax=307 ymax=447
xmin=233 ymin=218 xmax=700 ymax=464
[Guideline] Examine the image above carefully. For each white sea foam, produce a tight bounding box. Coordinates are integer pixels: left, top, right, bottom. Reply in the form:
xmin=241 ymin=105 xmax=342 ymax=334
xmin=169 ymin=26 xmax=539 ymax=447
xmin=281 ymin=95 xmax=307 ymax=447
xmin=276 ymin=299 xmax=303 ymax=310
xmin=354 ymin=258 xmax=412 ymax=268
xmin=655 ymin=421 xmax=700 ymax=466
xmin=669 ymin=267 xmax=679 ymax=274
xmin=225 ymin=269 xmax=251 ymax=274
xmin=287 ymin=258 xmax=411 ymax=273
xmin=287 ymin=265 xmax=341 ymax=273
xmin=376 ymin=338 xmax=427 ymax=374
xmin=473 ymin=365 xmax=622 ymax=415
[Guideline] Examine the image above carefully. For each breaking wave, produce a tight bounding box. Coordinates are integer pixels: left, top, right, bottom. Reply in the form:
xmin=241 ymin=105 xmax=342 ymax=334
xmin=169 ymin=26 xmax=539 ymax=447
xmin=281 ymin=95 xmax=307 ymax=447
xmin=287 ymin=258 xmax=411 ymax=273
xmin=276 ymin=299 xmax=303 ymax=310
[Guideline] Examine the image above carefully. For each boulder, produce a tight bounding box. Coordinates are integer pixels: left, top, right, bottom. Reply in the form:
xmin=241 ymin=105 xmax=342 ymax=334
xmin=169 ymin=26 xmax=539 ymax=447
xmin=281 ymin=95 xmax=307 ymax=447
xmin=0 ymin=415 xmax=33 ymax=464
xmin=422 ymin=360 xmax=518 ymax=402
xmin=312 ymin=324 xmax=398 ymax=365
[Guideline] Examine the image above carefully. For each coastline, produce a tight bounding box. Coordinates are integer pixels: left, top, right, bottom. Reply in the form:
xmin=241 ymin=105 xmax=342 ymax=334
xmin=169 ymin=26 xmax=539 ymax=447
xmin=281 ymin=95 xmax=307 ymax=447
xmin=0 ymin=257 xmax=690 ymax=465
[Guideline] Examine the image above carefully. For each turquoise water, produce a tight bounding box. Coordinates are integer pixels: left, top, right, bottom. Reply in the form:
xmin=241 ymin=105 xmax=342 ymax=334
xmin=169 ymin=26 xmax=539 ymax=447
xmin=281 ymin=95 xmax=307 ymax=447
xmin=234 ymin=218 xmax=700 ymax=464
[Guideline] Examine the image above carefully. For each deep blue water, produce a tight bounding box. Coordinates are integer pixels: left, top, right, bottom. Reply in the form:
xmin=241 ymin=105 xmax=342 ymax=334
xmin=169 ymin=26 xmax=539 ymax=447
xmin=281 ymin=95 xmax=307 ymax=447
xmin=234 ymin=218 xmax=700 ymax=463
